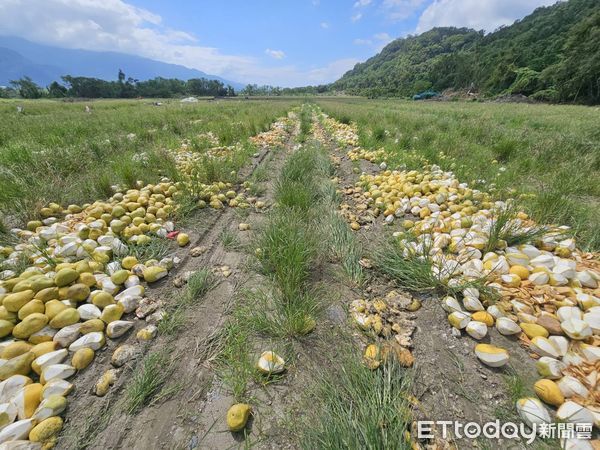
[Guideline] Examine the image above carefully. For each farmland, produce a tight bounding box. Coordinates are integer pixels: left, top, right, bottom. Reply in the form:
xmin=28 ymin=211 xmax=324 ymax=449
xmin=0 ymin=97 xmax=599 ymax=449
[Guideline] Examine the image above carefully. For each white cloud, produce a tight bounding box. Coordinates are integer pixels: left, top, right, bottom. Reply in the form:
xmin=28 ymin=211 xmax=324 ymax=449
xmin=351 ymin=13 xmax=363 ymax=22
xmin=304 ymin=58 xmax=360 ymax=84
xmin=320 ymin=21 xmax=329 ymax=29
xmin=354 ymin=32 xmax=393 ymax=48
xmin=374 ymin=32 xmax=392 ymax=41
xmin=0 ymin=0 xmax=250 ymax=76
xmin=354 ymin=0 xmax=372 ymax=7
xmin=265 ymin=48 xmax=285 ymax=59
xmin=416 ymin=0 xmax=559 ymax=33
xmin=0 ymin=0 xmax=353 ymax=86
xmin=382 ymin=0 xmax=427 ymax=21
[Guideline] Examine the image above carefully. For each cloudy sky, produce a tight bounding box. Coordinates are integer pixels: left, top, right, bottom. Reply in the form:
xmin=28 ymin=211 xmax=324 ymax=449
xmin=0 ymin=0 xmax=559 ymax=86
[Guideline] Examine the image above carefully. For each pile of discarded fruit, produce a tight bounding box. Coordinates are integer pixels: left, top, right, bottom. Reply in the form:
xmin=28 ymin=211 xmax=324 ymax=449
xmin=168 ymin=116 xmax=293 ymax=210
xmin=0 ymin=180 xmax=187 ymax=447
xmin=324 ymin=110 xmax=600 ymax=442
xmin=321 ymin=115 xmax=359 ymax=148
xmin=0 ymin=113 xmax=295 ymax=448
xmin=320 ymin=113 xmax=386 ymax=163
xmin=250 ymin=114 xmax=295 ymax=148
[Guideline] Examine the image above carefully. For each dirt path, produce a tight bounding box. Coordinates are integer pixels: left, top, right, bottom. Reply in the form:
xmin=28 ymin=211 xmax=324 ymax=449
xmin=57 ymin=117 xmax=299 ymax=450
xmin=195 ymin=111 xmax=383 ymax=449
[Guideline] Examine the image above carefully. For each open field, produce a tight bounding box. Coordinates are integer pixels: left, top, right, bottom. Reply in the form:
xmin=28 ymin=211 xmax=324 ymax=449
xmin=0 ymin=98 xmax=299 ymax=226
xmin=0 ymin=98 xmax=599 ymax=449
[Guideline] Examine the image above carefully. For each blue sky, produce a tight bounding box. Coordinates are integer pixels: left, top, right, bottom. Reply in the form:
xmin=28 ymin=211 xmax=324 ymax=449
xmin=124 ymin=0 xmax=424 ymax=69
xmin=0 ymin=0 xmax=559 ymax=86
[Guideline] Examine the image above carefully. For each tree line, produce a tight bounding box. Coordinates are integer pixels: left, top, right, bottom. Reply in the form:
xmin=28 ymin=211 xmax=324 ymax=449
xmin=239 ymin=84 xmax=330 ymax=96
xmin=0 ymin=69 xmax=236 ymax=99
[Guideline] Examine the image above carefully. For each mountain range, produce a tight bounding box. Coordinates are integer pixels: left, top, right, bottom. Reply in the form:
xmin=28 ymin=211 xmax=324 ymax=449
xmin=333 ymin=0 xmax=600 ymax=104
xmin=0 ymin=36 xmax=244 ymax=90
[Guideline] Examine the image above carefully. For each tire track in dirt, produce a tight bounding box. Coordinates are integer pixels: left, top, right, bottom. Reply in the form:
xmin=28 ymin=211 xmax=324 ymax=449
xmin=57 ymin=117 xmax=300 ymax=450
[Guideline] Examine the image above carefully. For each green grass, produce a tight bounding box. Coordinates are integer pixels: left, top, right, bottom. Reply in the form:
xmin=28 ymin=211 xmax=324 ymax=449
xmin=321 ymin=210 xmax=364 ymax=285
xmin=297 ymin=104 xmax=313 ymax=143
xmin=220 ymin=228 xmax=242 ymax=250
xmin=274 ymin=141 xmax=333 ymax=213
xmin=250 ymin=163 xmax=270 ymax=183
xmin=124 ymin=236 xmax=172 ymax=263
xmin=317 ymin=98 xmax=600 ymax=250
xmin=246 ymin=182 xmax=266 ymax=197
xmin=126 ymin=351 xmax=173 ymax=414
xmin=157 ymin=307 xmax=186 ymax=336
xmin=186 ymin=142 xmax=257 ymax=188
xmin=186 ymin=269 xmax=218 ymax=302
xmin=484 ymin=204 xmax=549 ymax=253
xmin=238 ymin=288 xmax=320 ymax=338
xmin=256 ymin=209 xmax=317 ymax=303
xmin=299 ymin=349 xmax=413 ymax=450
xmin=158 ymin=268 xmax=217 ymax=336
xmin=374 ymin=238 xmax=439 ymax=292
xmin=0 ymin=98 xmax=300 ymax=222
xmin=214 ymin=318 xmax=256 ymax=401
xmin=0 ymin=251 xmax=30 ymax=275
xmin=374 ymin=234 xmax=498 ymax=301
xmin=494 ymin=367 xmax=535 ymax=422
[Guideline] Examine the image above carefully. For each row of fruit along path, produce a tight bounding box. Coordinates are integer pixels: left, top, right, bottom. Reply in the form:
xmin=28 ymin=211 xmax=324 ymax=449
xmin=319 ymin=106 xmax=599 ymax=449
xmin=0 ymin=108 xmax=296 ymax=450
xmin=54 ymin=112 xmax=302 ymax=450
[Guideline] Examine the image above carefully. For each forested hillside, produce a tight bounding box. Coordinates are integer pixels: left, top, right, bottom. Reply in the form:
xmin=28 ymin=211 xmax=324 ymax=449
xmin=333 ymin=0 xmax=600 ymax=103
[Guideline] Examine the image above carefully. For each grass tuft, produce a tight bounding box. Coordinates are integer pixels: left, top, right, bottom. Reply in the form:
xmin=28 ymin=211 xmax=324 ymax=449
xmin=239 ymin=288 xmax=320 ymax=339
xmin=214 ymin=319 xmax=255 ymax=401
xmin=125 ymin=236 xmax=172 ymax=262
xmin=186 ymin=269 xmax=218 ymax=302
xmin=485 ymin=205 xmax=548 ymax=253
xmin=126 ymin=351 xmax=173 ymax=414
xmin=159 ymin=269 xmax=217 ymax=336
xmin=255 ymin=209 xmax=317 ymax=302
xmin=299 ymin=349 xmax=413 ymax=450
xmin=375 ymin=235 xmax=498 ymax=301
xmin=322 ymin=210 xmax=364 ymax=285
xmin=220 ymin=228 xmax=242 ymax=250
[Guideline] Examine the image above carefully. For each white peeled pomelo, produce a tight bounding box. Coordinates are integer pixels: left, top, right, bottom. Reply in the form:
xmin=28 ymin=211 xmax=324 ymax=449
xmin=466 ymin=321 xmax=487 ymax=340
xmin=496 ymin=317 xmax=521 ymax=335
xmin=474 ymin=344 xmax=509 ymax=367
xmin=516 ymin=397 xmax=551 ymax=428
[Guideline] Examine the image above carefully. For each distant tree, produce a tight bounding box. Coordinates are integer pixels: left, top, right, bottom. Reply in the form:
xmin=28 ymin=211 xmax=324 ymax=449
xmin=0 ymin=87 xmax=17 ymax=98
xmin=118 ymin=69 xmax=126 ymax=83
xmin=507 ymin=67 xmax=541 ymax=95
xmin=241 ymin=84 xmax=258 ymax=96
xmin=9 ymin=77 xmax=43 ymax=99
xmin=62 ymin=75 xmax=118 ymax=98
xmin=550 ymin=11 xmax=600 ymax=103
xmin=413 ymin=80 xmax=433 ymax=93
xmin=47 ymin=81 xmax=68 ymax=98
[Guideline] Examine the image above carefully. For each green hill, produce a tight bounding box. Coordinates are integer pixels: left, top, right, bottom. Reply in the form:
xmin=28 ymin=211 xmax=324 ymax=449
xmin=333 ymin=0 xmax=600 ymax=104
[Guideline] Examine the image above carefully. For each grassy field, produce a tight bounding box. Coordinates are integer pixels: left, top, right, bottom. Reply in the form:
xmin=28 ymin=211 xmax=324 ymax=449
xmin=316 ymin=98 xmax=600 ymax=249
xmin=0 ymin=98 xmax=299 ymax=226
